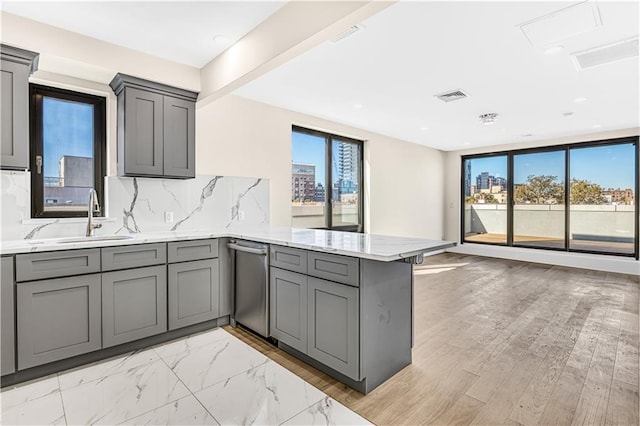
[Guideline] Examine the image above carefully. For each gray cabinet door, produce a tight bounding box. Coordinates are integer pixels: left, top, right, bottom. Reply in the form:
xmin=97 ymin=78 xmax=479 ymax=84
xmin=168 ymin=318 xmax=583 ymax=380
xmin=102 ymin=265 xmax=167 ymax=348
xmin=163 ymin=96 xmax=195 ymax=178
xmin=1 ymin=257 xmax=15 ymax=375
xmin=168 ymin=259 xmax=219 ymax=330
xmin=17 ymin=274 xmax=102 ymax=370
xmin=1 ymin=60 xmax=29 ymax=170
xmin=270 ymin=267 xmax=307 ymax=354
xmin=122 ymin=87 xmax=164 ymax=176
xmin=307 ymin=277 xmax=359 ymax=380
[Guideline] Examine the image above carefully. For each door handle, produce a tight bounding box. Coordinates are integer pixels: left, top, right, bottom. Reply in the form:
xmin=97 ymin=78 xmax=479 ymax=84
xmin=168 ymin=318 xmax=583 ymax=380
xmin=226 ymin=243 xmax=268 ymax=255
xmin=35 ymin=155 xmax=43 ymax=174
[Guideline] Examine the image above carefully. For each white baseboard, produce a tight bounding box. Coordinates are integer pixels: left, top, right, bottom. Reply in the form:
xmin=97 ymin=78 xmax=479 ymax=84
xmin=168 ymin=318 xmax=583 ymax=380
xmin=447 ymin=244 xmax=640 ymax=276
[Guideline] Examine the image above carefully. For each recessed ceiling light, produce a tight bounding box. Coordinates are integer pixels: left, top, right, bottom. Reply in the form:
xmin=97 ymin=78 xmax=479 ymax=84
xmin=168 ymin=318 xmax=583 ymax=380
xmin=479 ymin=113 xmax=498 ymax=125
xmin=352 ymin=103 xmax=363 ymax=109
xmin=592 ymin=124 xmax=602 ymax=128
xmin=573 ymin=97 xmax=588 ymax=103
xmin=213 ymin=35 xmax=231 ymax=45
xmin=544 ymin=45 xmax=565 ymax=55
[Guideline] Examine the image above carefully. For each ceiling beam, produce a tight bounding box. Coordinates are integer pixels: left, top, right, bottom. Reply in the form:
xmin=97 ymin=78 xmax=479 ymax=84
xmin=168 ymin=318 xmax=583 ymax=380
xmin=198 ymin=1 xmax=395 ymax=106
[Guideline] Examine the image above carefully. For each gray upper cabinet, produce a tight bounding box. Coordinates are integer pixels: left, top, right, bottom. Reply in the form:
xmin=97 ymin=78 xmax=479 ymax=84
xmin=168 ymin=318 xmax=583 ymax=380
xmin=1 ymin=257 xmax=15 ymax=375
xmin=102 ymin=265 xmax=167 ymax=348
xmin=1 ymin=44 xmax=39 ymax=170
xmin=307 ymin=276 xmax=360 ymax=381
xmin=163 ymin=96 xmax=195 ymax=178
xmin=110 ymin=73 xmax=198 ymax=179
xmin=17 ymin=274 xmax=102 ymax=370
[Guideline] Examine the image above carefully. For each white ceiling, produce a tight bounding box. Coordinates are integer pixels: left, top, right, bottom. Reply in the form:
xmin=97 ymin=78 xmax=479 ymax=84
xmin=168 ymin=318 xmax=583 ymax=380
xmin=1 ymin=1 xmax=284 ymax=68
xmin=234 ymin=1 xmax=640 ymax=151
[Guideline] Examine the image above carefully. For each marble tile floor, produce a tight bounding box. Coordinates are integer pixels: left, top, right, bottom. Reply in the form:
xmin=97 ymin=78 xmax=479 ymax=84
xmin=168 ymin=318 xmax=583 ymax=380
xmin=0 ymin=328 xmax=371 ymax=425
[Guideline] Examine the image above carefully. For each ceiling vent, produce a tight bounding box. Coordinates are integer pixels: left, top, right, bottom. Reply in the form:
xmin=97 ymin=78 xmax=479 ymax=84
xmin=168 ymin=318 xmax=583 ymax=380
xmin=519 ymin=0 xmax=602 ymax=47
xmin=331 ymin=24 xmax=364 ymax=43
xmin=571 ymin=37 xmax=639 ymax=70
xmin=435 ymin=89 xmax=469 ymax=103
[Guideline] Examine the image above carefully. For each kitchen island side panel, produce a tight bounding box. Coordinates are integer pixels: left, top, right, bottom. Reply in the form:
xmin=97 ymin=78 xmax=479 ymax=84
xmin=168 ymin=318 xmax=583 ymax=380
xmin=360 ymin=258 xmax=413 ymax=392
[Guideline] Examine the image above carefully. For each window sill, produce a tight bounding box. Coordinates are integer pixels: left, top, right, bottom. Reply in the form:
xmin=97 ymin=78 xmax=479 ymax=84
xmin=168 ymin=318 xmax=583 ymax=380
xmin=21 ymin=217 xmax=117 ymax=225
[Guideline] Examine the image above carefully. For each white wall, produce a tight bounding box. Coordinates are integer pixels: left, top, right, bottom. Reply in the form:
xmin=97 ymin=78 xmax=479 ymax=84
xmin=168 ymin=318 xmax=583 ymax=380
xmin=443 ymin=128 xmax=640 ymax=275
xmin=1 ymin=12 xmax=446 ymax=241
xmin=196 ymin=94 xmax=445 ymax=239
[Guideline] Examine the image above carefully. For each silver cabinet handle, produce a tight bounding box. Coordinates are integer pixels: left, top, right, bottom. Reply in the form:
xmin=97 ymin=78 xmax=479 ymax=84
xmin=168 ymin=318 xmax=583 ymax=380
xmin=226 ymin=243 xmax=267 ymax=255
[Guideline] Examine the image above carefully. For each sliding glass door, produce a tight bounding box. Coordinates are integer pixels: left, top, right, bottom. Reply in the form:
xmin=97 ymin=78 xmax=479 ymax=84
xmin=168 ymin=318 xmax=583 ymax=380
xmin=461 ymin=137 xmax=638 ymax=258
xmin=569 ymin=143 xmax=636 ymax=255
xmin=513 ymin=150 xmax=565 ymax=249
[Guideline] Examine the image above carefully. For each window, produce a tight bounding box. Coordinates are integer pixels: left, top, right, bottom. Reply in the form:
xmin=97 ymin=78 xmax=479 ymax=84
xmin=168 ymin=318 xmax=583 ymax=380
xmin=30 ymin=84 xmax=106 ymax=218
xmin=461 ymin=137 xmax=639 ymax=258
xmin=292 ymin=126 xmax=364 ymax=232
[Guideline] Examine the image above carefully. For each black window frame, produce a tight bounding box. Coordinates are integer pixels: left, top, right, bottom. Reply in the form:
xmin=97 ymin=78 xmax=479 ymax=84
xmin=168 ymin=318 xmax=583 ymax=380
xmin=29 ymin=84 xmax=107 ymax=219
xmin=292 ymin=125 xmax=365 ymax=233
xmin=461 ymin=136 xmax=639 ymax=259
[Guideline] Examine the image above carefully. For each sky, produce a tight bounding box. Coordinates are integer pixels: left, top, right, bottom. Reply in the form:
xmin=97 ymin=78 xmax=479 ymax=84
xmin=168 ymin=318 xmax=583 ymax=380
xmin=42 ymin=97 xmax=94 ymax=179
xmin=292 ymin=131 xmax=326 ymax=184
xmin=468 ymin=143 xmax=636 ymax=190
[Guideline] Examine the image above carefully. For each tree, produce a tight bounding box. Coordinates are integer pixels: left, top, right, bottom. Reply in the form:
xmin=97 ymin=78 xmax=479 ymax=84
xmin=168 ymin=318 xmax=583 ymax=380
xmin=570 ymin=178 xmax=606 ymax=204
xmin=515 ymin=175 xmax=564 ymax=204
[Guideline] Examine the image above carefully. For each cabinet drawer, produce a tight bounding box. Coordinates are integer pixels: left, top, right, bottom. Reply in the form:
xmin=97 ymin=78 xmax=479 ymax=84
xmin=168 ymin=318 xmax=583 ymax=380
xmin=270 ymin=245 xmax=307 ymax=274
xmin=168 ymin=239 xmax=218 ymax=263
xmin=16 ymin=249 xmax=101 ymax=282
xmin=102 ymin=243 xmax=167 ymax=271
xmin=17 ymin=274 xmax=102 ymax=370
xmin=308 ymin=252 xmax=359 ymax=287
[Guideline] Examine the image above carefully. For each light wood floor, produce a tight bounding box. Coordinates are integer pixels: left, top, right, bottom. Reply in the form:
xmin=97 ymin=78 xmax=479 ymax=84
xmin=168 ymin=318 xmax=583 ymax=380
xmin=225 ymin=253 xmax=639 ymax=425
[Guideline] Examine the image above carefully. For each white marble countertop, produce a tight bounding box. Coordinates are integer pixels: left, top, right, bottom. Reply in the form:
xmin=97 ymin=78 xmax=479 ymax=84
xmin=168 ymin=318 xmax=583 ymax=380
xmin=0 ymin=226 xmax=456 ymax=262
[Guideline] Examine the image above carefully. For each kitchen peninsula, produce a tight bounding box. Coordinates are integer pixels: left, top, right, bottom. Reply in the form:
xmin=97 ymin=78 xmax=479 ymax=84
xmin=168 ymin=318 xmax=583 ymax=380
xmin=1 ymin=227 xmax=455 ymax=393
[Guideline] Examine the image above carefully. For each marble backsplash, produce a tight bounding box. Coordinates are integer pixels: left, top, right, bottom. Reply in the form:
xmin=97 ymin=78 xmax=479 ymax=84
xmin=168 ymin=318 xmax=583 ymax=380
xmin=0 ymin=171 xmax=269 ymax=241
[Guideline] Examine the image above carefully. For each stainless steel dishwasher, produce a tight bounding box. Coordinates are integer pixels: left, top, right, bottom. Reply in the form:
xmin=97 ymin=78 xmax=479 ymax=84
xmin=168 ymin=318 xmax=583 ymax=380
xmin=227 ymin=240 xmax=269 ymax=338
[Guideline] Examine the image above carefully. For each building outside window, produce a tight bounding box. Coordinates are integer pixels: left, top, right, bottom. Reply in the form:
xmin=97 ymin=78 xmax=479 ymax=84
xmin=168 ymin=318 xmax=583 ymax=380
xmin=291 ymin=126 xmax=364 ymax=232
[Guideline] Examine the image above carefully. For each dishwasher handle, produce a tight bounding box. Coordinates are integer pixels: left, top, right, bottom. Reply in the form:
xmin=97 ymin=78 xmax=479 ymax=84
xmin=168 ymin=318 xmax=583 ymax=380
xmin=227 ymin=242 xmax=268 ymax=255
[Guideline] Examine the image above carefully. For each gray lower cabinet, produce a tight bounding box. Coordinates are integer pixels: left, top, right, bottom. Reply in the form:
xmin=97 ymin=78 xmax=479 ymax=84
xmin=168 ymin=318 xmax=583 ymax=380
xmin=307 ymin=277 xmax=360 ymax=380
xmin=1 ymin=44 xmax=39 ymax=170
xmin=17 ymin=274 xmax=101 ymax=370
xmin=168 ymin=259 xmax=219 ymax=330
xmin=269 ymin=267 xmax=307 ymax=354
xmin=102 ymin=265 xmax=167 ymax=348
xmin=1 ymin=257 xmax=15 ymax=375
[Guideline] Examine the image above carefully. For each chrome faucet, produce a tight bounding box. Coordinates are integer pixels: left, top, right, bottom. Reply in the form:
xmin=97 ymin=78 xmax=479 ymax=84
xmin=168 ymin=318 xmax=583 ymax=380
xmin=86 ymin=189 xmax=102 ymax=237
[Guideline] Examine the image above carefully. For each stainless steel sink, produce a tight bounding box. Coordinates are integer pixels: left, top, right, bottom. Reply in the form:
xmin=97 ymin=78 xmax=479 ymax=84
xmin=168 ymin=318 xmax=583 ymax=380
xmin=55 ymin=235 xmax=135 ymax=244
